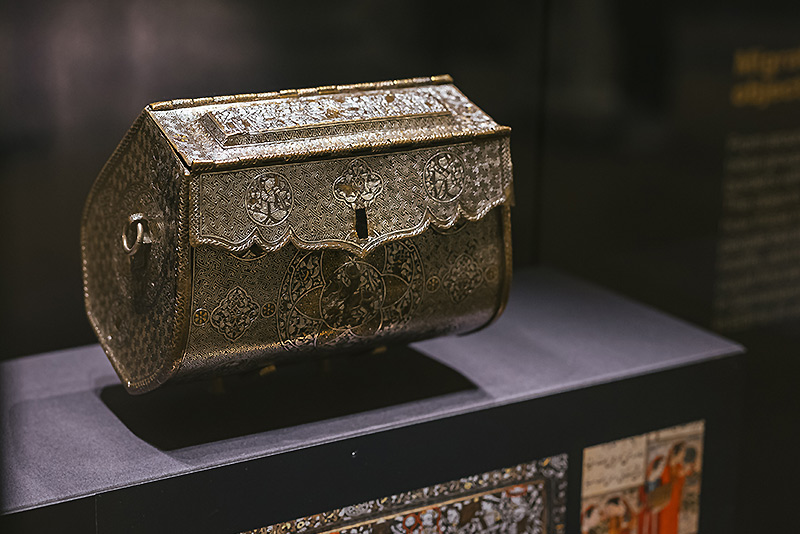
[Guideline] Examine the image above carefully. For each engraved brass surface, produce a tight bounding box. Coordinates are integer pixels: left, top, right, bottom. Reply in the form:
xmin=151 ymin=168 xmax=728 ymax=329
xmin=81 ymin=75 xmax=513 ymax=393
xmin=177 ymin=210 xmax=507 ymax=380
xmin=82 ymin=114 xmax=191 ymax=393
xmin=190 ymin=138 xmax=512 ymax=255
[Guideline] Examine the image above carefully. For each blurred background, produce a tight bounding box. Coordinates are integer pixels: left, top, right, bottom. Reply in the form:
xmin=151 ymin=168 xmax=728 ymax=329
xmin=3 ymin=1 xmax=799 ymax=531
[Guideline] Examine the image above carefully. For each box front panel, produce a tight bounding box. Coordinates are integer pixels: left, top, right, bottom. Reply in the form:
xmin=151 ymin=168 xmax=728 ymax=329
xmin=177 ymin=209 xmax=509 ymax=379
xmin=188 ymin=138 xmax=513 ymax=256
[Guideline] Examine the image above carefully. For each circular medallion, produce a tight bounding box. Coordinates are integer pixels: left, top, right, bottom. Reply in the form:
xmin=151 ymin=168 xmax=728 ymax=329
xmin=320 ymin=261 xmax=386 ymax=330
xmin=261 ymin=302 xmax=276 ymax=318
xmin=193 ymin=308 xmax=209 ymax=326
xmin=426 ymin=276 xmax=441 ymax=293
xmin=424 ymin=152 xmax=465 ymax=202
xmin=333 ymin=158 xmax=384 ymax=208
xmin=246 ymin=172 xmax=293 ymax=226
xmin=277 ymin=241 xmax=423 ymax=350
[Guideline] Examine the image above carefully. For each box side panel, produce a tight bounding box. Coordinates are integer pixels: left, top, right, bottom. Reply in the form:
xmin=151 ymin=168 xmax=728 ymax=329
xmin=81 ymin=112 xmax=189 ymax=393
xmin=477 ymin=137 xmax=515 ymax=330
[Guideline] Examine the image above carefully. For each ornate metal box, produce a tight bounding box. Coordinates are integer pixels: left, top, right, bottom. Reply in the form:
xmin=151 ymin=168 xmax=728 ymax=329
xmin=82 ymin=75 xmax=513 ymax=393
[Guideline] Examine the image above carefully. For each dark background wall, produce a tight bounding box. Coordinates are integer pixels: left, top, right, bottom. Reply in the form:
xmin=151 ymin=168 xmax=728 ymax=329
xmin=0 ymin=0 xmax=547 ymax=359
xmin=542 ymin=2 xmax=800 ymax=329
xmin=540 ymin=3 xmax=799 ymax=532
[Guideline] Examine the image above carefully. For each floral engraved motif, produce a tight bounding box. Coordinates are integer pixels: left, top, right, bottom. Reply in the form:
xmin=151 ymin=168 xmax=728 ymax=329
xmin=426 ymin=276 xmax=441 ymax=293
xmin=210 ymin=286 xmax=260 ymax=341
xmin=424 ymin=151 xmax=465 ymax=202
xmin=246 ymin=172 xmax=293 ymax=225
xmin=333 ymin=158 xmax=383 ymax=208
xmin=193 ymin=308 xmax=209 ymax=326
xmin=443 ymin=254 xmax=483 ymax=303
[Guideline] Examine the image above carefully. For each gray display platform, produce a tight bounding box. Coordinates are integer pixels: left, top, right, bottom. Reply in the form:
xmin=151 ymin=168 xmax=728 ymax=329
xmin=0 ymin=268 xmax=743 ymax=533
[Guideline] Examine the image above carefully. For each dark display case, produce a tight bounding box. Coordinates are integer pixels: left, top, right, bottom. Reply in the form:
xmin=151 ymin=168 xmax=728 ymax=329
xmin=2 ymin=2 xmax=792 ymax=532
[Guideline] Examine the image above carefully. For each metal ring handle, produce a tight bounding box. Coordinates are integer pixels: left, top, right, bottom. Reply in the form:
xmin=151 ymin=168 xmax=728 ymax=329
xmin=122 ymin=215 xmax=149 ymax=256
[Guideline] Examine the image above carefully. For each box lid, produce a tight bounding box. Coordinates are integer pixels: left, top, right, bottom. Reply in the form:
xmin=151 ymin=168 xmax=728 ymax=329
xmin=148 ymin=75 xmax=509 ymax=171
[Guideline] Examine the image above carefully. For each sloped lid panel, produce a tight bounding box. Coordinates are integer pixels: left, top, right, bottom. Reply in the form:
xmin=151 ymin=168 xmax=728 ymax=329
xmin=189 ymin=136 xmax=513 ymax=256
xmin=148 ymin=77 xmax=505 ymax=170
xmin=203 ymin=90 xmax=451 ymax=145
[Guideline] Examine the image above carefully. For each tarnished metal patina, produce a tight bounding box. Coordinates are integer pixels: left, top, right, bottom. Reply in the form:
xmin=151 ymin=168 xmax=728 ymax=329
xmin=82 ymin=75 xmax=514 ymax=394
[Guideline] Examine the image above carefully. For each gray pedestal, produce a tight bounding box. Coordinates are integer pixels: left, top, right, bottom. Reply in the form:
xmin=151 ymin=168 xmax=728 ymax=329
xmin=0 ymin=268 xmax=743 ymax=533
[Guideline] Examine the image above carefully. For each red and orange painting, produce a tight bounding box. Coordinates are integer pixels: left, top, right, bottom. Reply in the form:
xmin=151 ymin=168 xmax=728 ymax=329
xmin=580 ymin=421 xmax=704 ymax=534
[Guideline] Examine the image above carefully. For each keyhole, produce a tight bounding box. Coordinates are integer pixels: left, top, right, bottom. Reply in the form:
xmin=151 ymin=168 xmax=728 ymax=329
xmin=355 ymin=208 xmax=368 ymax=239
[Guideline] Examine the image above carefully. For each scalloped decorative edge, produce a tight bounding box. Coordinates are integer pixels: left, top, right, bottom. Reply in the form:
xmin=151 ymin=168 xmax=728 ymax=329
xmin=189 ymin=188 xmax=511 ymax=257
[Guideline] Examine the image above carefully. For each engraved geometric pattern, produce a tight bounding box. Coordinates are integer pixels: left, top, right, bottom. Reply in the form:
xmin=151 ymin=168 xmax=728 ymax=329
xmin=425 ymin=225 xmax=502 ymax=310
xmin=190 ymin=137 xmax=512 ymax=255
xmin=334 ymin=158 xmax=384 ymax=209
xmin=112 ymin=184 xmax=165 ymax=308
xmin=81 ymin=113 xmax=189 ymax=391
xmin=246 ymin=172 xmax=293 ymax=226
xmin=241 ymin=454 xmax=568 ymax=534
xmin=210 ymin=286 xmax=260 ymax=341
xmin=424 ymin=151 xmax=465 ymax=202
